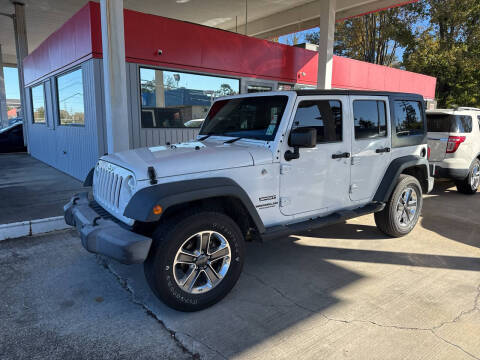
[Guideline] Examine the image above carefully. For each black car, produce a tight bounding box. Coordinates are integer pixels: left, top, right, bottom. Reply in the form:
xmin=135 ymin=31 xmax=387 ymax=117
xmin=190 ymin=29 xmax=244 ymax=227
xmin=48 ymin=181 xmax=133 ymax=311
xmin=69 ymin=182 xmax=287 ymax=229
xmin=0 ymin=121 xmax=27 ymax=153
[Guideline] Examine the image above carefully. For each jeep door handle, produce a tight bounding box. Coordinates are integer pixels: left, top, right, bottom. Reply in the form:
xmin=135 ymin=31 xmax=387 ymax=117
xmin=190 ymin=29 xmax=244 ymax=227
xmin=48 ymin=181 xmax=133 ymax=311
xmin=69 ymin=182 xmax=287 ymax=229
xmin=332 ymin=152 xmax=350 ymax=159
xmin=375 ymin=147 xmax=391 ymax=153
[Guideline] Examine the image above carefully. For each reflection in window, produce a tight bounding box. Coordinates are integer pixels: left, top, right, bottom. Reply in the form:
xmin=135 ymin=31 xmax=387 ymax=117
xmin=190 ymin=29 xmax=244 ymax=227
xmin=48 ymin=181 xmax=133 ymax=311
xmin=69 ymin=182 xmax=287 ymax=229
xmin=140 ymin=68 xmax=239 ymax=128
xmin=31 ymin=84 xmax=46 ymax=124
xmin=293 ymin=100 xmax=342 ymax=143
xmin=57 ymin=69 xmax=85 ymax=125
xmin=394 ymin=100 xmax=424 ymax=137
xmin=353 ymin=100 xmax=387 ymax=139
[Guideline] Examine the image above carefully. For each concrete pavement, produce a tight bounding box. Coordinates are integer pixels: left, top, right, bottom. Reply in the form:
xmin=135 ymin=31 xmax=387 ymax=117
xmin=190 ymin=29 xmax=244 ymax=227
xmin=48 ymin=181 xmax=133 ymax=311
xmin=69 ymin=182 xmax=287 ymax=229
xmin=1 ymin=181 xmax=479 ymax=359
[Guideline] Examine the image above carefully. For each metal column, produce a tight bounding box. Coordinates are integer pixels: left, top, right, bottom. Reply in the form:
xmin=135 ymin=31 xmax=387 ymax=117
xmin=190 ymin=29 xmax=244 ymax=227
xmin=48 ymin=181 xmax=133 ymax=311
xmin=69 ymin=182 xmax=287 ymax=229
xmin=13 ymin=2 xmax=29 ymax=145
xmin=317 ymin=0 xmax=336 ymax=89
xmin=100 ymin=0 xmax=130 ymax=153
xmin=0 ymin=45 xmax=8 ymax=128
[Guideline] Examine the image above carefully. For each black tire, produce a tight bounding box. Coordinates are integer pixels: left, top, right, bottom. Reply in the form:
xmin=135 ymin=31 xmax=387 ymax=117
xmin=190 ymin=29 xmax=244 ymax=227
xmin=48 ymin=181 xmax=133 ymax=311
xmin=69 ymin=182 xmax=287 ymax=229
xmin=455 ymin=159 xmax=480 ymax=195
xmin=374 ymin=174 xmax=423 ymax=237
xmin=144 ymin=211 xmax=245 ymax=312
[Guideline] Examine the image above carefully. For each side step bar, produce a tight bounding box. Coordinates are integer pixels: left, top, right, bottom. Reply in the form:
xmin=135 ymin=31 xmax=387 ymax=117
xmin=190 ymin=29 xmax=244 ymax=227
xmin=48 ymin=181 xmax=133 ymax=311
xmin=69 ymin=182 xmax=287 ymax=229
xmin=261 ymin=202 xmax=385 ymax=241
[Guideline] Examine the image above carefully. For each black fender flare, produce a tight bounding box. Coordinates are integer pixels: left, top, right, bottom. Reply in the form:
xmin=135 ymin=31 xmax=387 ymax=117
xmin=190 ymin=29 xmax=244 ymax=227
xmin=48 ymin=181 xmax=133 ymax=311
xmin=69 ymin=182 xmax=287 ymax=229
xmin=83 ymin=168 xmax=94 ymax=187
xmin=373 ymin=155 xmax=429 ymax=203
xmin=123 ymin=177 xmax=266 ymax=233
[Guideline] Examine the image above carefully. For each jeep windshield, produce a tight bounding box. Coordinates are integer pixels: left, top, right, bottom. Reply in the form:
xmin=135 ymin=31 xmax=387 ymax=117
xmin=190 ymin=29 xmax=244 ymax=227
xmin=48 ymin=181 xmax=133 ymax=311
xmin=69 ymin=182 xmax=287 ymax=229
xmin=200 ymin=95 xmax=288 ymax=141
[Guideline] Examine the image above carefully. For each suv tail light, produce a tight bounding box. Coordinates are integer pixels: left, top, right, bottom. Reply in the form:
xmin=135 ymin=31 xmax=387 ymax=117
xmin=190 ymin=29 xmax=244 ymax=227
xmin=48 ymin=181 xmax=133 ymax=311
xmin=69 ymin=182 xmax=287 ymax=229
xmin=446 ymin=136 xmax=466 ymax=153
xmin=427 ymin=146 xmax=431 ymax=159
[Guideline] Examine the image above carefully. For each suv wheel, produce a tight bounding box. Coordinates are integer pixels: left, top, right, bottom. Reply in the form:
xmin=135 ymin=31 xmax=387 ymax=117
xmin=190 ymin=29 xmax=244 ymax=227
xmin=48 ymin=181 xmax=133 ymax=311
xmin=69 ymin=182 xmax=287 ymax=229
xmin=144 ymin=211 xmax=245 ymax=311
xmin=374 ymin=174 xmax=423 ymax=237
xmin=455 ymin=159 xmax=480 ymax=195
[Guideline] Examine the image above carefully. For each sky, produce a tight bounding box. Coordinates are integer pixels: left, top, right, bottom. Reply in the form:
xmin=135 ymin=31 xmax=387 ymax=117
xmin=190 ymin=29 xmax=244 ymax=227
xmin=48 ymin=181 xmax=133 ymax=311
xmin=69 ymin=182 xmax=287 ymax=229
xmin=3 ymin=67 xmax=20 ymax=100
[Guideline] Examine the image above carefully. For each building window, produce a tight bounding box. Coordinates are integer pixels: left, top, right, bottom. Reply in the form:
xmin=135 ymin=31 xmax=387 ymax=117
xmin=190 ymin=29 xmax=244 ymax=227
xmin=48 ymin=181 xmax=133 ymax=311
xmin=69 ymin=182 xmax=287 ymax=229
xmin=278 ymin=83 xmax=293 ymax=91
xmin=31 ymin=84 xmax=46 ymax=124
xmin=247 ymin=85 xmax=272 ymax=93
xmin=139 ymin=68 xmax=240 ymax=128
xmin=353 ymin=100 xmax=387 ymax=140
xmin=57 ymin=68 xmax=85 ymax=125
xmin=394 ymin=100 xmax=424 ymax=137
xmin=293 ymin=100 xmax=342 ymax=143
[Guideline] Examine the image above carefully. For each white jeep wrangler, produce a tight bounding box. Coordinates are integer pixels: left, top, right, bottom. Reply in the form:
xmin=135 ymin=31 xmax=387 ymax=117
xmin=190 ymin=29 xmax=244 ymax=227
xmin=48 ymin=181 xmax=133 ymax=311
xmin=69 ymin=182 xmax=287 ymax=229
xmin=65 ymin=90 xmax=433 ymax=311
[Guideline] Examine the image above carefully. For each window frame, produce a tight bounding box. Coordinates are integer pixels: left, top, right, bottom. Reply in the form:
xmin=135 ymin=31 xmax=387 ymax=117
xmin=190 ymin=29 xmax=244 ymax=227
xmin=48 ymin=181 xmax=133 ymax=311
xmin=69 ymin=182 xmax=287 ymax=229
xmin=353 ymin=99 xmax=388 ymax=140
xmin=390 ymin=95 xmax=427 ymax=148
xmin=291 ymin=97 xmax=344 ymax=144
xmin=56 ymin=67 xmax=86 ymax=127
xmin=138 ymin=65 xmax=241 ymax=129
xmin=30 ymin=82 xmax=47 ymax=125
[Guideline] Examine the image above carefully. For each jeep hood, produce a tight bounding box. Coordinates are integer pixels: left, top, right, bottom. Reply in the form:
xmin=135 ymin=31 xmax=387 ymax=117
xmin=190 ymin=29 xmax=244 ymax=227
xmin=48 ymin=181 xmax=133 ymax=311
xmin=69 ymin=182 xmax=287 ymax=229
xmin=101 ymin=140 xmax=273 ymax=180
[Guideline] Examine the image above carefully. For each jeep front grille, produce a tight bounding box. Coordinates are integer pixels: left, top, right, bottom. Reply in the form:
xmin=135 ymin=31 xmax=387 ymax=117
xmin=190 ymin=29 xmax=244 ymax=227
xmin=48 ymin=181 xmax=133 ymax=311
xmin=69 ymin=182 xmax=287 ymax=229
xmin=95 ymin=167 xmax=123 ymax=209
xmin=93 ymin=160 xmax=135 ymax=226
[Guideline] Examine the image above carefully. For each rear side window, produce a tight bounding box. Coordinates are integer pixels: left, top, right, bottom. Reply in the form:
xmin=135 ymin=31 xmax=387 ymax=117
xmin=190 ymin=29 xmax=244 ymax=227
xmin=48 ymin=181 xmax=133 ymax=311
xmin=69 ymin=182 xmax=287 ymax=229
xmin=394 ymin=100 xmax=424 ymax=137
xmin=427 ymin=114 xmax=472 ymax=133
xmin=353 ymin=100 xmax=387 ymax=139
xmin=293 ymin=100 xmax=342 ymax=143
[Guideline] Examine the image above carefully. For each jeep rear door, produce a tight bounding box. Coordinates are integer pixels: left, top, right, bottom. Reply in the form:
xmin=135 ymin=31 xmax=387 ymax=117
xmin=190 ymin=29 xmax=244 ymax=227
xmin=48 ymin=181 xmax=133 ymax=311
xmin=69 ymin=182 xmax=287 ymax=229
xmin=349 ymin=96 xmax=392 ymax=202
xmin=279 ymin=95 xmax=352 ymax=216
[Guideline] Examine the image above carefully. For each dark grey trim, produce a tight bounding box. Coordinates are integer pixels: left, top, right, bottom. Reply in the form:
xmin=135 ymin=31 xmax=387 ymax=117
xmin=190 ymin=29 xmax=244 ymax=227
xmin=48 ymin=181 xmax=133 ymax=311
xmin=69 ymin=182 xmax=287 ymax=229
xmin=83 ymin=168 xmax=94 ymax=186
xmin=262 ymin=202 xmax=384 ymax=241
xmin=373 ymin=155 xmax=429 ymax=202
xmin=124 ymin=177 xmax=265 ymax=233
xmin=64 ymin=192 xmax=152 ymax=264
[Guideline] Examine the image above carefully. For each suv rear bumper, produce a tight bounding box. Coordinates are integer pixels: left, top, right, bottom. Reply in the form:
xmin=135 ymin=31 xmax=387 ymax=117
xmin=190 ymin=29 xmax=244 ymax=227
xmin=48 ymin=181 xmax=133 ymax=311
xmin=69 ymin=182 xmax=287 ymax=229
xmin=64 ymin=192 xmax=152 ymax=264
xmin=429 ymin=163 xmax=469 ymax=180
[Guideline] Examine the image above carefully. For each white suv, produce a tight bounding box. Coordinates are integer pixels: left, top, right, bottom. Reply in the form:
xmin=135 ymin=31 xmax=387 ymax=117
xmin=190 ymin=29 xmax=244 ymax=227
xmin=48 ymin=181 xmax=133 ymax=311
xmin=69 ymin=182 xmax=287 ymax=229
xmin=65 ymin=90 xmax=433 ymax=311
xmin=427 ymin=107 xmax=480 ymax=194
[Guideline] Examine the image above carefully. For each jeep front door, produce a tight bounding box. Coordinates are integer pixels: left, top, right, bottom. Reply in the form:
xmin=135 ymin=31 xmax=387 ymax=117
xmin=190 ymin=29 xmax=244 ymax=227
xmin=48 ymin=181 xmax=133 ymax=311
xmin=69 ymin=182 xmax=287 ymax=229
xmin=349 ymin=97 xmax=392 ymax=201
xmin=279 ymin=96 xmax=352 ymax=216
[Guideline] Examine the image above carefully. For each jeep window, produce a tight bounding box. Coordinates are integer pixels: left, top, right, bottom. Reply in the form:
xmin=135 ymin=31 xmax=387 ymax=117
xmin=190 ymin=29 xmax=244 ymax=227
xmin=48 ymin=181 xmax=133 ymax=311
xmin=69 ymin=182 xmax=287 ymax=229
xmin=394 ymin=100 xmax=424 ymax=137
xmin=427 ymin=114 xmax=472 ymax=133
xmin=31 ymin=83 xmax=46 ymax=124
xmin=139 ymin=67 xmax=239 ymax=128
xmin=200 ymin=96 xmax=288 ymax=141
xmin=292 ymin=100 xmax=342 ymax=143
xmin=353 ymin=100 xmax=387 ymax=139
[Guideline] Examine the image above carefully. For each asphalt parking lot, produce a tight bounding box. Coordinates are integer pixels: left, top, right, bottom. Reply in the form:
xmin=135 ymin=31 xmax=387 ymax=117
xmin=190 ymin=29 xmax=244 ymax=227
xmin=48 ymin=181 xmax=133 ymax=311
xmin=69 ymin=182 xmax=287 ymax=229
xmin=1 ymin=181 xmax=479 ymax=360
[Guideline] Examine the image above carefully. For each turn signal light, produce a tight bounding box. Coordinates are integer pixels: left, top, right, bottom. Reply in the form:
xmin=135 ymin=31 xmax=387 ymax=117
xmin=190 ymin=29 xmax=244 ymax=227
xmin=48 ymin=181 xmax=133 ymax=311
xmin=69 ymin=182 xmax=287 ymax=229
xmin=152 ymin=205 xmax=163 ymax=215
xmin=446 ymin=136 xmax=466 ymax=153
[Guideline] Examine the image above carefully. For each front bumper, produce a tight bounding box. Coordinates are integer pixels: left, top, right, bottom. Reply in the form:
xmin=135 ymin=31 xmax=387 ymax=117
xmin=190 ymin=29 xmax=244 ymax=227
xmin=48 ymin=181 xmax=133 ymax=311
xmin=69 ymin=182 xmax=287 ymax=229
xmin=64 ymin=192 xmax=152 ymax=264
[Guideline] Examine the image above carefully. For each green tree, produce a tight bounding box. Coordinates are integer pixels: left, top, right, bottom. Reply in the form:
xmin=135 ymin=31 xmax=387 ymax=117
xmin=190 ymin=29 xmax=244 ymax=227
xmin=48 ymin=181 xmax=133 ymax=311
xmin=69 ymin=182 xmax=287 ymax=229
xmin=403 ymin=0 xmax=480 ymax=107
xmin=305 ymin=5 xmax=420 ymax=66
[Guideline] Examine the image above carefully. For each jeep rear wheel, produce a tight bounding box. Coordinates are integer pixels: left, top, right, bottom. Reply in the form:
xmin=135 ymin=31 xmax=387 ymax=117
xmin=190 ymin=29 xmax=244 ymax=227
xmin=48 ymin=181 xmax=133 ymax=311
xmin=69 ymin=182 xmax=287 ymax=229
xmin=455 ymin=159 xmax=480 ymax=195
xmin=374 ymin=174 xmax=423 ymax=237
xmin=144 ymin=211 xmax=245 ymax=311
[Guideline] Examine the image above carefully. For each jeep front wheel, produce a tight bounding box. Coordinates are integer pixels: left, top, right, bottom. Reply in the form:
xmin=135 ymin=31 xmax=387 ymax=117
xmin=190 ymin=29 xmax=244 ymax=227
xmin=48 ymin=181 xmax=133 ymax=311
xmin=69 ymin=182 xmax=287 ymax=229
xmin=374 ymin=174 xmax=423 ymax=237
xmin=144 ymin=211 xmax=245 ymax=311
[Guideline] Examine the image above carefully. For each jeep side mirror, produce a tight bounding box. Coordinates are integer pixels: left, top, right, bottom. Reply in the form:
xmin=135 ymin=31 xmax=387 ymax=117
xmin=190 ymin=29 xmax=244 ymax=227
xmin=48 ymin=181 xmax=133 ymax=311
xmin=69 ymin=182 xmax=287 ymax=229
xmin=285 ymin=127 xmax=317 ymax=161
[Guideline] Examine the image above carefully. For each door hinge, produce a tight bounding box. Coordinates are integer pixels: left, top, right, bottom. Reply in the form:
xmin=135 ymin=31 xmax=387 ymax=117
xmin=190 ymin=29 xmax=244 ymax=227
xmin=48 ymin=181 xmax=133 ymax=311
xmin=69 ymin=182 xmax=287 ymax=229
xmin=279 ymin=197 xmax=291 ymax=207
xmin=349 ymin=184 xmax=358 ymax=194
xmin=280 ymin=164 xmax=291 ymax=175
xmin=351 ymin=157 xmax=359 ymax=165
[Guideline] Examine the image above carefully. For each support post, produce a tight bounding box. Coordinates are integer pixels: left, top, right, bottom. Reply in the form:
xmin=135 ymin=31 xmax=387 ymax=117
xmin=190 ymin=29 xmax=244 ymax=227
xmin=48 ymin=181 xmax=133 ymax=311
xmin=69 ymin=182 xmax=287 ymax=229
xmin=0 ymin=45 xmax=8 ymax=128
xmin=100 ymin=0 xmax=130 ymax=153
xmin=13 ymin=2 xmax=28 ymax=144
xmin=317 ymin=0 xmax=336 ymax=89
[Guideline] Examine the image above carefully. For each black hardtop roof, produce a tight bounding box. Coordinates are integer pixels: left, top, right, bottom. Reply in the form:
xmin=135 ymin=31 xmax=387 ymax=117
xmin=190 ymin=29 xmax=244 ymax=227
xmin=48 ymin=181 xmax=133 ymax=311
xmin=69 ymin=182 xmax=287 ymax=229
xmin=293 ymin=89 xmax=424 ymax=99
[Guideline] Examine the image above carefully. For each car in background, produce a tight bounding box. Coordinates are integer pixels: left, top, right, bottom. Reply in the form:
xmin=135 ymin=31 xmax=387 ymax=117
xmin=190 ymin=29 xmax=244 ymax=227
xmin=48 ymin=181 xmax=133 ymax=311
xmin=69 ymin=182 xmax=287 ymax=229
xmin=0 ymin=121 xmax=27 ymax=153
xmin=427 ymin=107 xmax=480 ymax=194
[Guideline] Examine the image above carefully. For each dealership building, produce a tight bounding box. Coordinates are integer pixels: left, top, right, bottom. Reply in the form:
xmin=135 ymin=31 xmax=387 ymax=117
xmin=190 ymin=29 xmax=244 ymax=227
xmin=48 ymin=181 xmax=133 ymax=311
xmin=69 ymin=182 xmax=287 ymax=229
xmin=1 ymin=0 xmax=436 ymax=180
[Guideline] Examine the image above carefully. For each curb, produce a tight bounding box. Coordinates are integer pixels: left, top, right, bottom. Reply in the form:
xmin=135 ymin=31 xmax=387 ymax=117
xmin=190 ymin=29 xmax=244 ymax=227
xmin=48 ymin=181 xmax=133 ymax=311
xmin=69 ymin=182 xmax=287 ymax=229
xmin=0 ymin=216 xmax=72 ymax=241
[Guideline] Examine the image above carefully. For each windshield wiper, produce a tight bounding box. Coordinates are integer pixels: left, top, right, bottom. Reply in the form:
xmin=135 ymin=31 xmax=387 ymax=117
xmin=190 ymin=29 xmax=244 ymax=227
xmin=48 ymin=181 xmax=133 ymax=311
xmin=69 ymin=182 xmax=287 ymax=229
xmin=199 ymin=133 xmax=215 ymax=141
xmin=224 ymin=137 xmax=243 ymax=144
